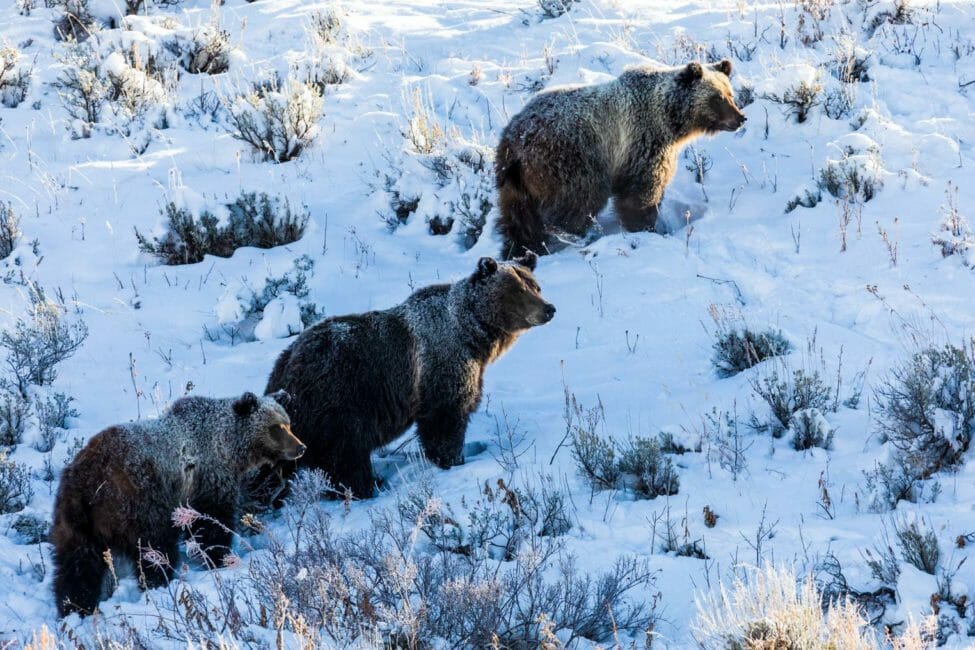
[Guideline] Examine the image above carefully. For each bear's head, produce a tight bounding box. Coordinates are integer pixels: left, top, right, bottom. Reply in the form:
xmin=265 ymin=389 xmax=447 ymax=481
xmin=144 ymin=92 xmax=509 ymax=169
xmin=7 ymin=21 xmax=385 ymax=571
xmin=677 ymin=59 xmax=746 ymax=134
xmin=470 ymin=252 xmax=556 ymax=333
xmin=233 ymin=391 xmax=306 ymax=469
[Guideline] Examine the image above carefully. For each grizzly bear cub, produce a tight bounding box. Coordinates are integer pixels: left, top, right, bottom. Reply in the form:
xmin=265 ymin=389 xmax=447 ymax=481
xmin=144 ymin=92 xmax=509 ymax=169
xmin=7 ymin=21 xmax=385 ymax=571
xmin=52 ymin=391 xmax=304 ymax=617
xmin=263 ymin=253 xmax=554 ymax=499
xmin=496 ymin=60 xmax=746 ymax=257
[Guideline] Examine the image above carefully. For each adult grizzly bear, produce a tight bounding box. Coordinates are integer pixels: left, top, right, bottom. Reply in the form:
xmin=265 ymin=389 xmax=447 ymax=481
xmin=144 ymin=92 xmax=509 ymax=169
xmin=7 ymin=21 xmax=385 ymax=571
xmin=263 ymin=253 xmax=554 ymax=499
xmin=51 ymin=391 xmax=304 ymax=617
xmin=496 ymin=59 xmax=746 ymax=257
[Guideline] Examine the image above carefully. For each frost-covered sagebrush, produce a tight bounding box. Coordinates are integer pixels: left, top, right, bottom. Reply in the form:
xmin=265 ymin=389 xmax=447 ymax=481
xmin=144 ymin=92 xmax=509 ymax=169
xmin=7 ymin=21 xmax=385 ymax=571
xmin=135 ymin=192 xmax=309 ymax=265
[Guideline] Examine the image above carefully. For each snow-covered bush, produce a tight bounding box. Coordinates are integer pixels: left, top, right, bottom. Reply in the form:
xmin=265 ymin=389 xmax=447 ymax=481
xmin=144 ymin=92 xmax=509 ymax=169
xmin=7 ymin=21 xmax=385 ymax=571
xmin=749 ymin=363 xmax=835 ymax=438
xmin=0 ymin=452 xmax=32 ymax=514
xmin=52 ymin=44 xmax=109 ymax=135
xmin=785 ymin=186 xmax=823 ymax=213
xmin=538 ymin=0 xmax=580 ymax=19
xmin=711 ymin=327 xmax=792 ymax=377
xmin=932 ymin=183 xmax=973 ymax=263
xmin=0 ymin=286 xmax=89 ymax=398
xmin=10 ymin=513 xmax=48 ymax=544
xmin=247 ymin=474 xmax=656 ymax=647
xmin=894 ymin=514 xmax=940 ymax=575
xmin=819 ymin=148 xmax=883 ymax=202
xmin=226 ymin=78 xmax=324 ymax=162
xmin=52 ymin=0 xmax=97 ymax=42
xmin=570 ymin=402 xmax=679 ymax=499
xmin=761 ymin=66 xmax=823 ymax=124
xmin=34 ymin=392 xmax=77 ymax=453
xmin=0 ymin=389 xmax=29 ymax=449
xmin=167 ymin=22 xmax=234 ymax=75
xmin=0 ymin=45 xmax=31 ymax=108
xmin=789 ymin=407 xmax=834 ymax=451
xmin=875 ymin=343 xmax=975 ymax=480
xmin=0 ymin=203 xmax=21 ymax=261
xmin=212 ymin=255 xmax=323 ymax=343
xmin=618 ymin=437 xmax=680 ymax=499
xmin=693 ymin=566 xmax=934 ymax=649
xmin=136 ymin=191 xmax=309 ymax=265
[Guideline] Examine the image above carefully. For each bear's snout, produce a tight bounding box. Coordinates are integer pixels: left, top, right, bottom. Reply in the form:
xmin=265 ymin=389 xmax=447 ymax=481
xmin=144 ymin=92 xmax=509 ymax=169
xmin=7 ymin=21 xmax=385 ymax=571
xmin=540 ymin=303 xmax=556 ymax=324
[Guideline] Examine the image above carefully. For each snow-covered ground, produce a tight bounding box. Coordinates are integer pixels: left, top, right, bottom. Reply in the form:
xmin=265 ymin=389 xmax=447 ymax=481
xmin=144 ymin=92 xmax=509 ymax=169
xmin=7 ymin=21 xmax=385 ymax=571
xmin=2 ymin=0 xmax=975 ymax=647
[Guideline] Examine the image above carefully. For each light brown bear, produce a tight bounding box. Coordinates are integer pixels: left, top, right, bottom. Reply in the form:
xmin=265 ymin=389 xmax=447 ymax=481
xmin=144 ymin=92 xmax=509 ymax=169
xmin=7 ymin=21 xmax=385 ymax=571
xmin=495 ymin=60 xmax=746 ymax=257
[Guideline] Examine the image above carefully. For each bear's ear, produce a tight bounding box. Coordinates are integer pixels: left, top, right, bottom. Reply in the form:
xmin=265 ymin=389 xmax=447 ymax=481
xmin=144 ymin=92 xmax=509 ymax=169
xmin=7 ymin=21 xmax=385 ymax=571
xmin=269 ymin=389 xmax=291 ymax=408
xmin=233 ymin=392 xmax=260 ymax=417
xmin=514 ymin=250 xmax=538 ymax=271
xmin=712 ymin=59 xmax=733 ymax=77
xmin=474 ymin=257 xmax=498 ymax=281
xmin=679 ymin=61 xmax=704 ymax=85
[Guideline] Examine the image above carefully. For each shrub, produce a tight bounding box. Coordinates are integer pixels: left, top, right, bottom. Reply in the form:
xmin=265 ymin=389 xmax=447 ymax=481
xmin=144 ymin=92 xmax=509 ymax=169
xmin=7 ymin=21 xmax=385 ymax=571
xmin=165 ymin=22 xmax=232 ymax=75
xmin=212 ymin=255 xmax=324 ymax=343
xmin=785 ymin=186 xmax=822 ymax=213
xmin=52 ymin=0 xmax=97 ymax=42
xmin=135 ymin=192 xmax=309 ymax=265
xmin=226 ymin=79 xmax=324 ymax=162
xmin=570 ymin=405 xmax=679 ymax=499
xmin=0 ymin=203 xmax=21 ymax=260
xmin=764 ymin=78 xmax=823 ymax=123
xmin=34 ymin=392 xmax=77 ymax=453
xmin=0 ymin=452 xmax=33 ymax=513
xmin=0 ymin=45 xmax=31 ymax=108
xmin=52 ymin=44 xmax=109 ymax=134
xmin=538 ymin=0 xmax=580 ymax=19
xmin=894 ymin=515 xmax=940 ymax=575
xmin=618 ymin=437 xmax=680 ymax=499
xmin=789 ymin=407 xmax=834 ymax=451
xmin=0 ymin=388 xmax=29 ymax=449
xmin=875 ymin=343 xmax=975 ymax=480
xmin=712 ymin=327 xmax=791 ymax=377
xmin=692 ymin=565 xmax=933 ymax=649
xmin=11 ymin=513 xmax=48 ymax=544
xmin=1 ymin=286 xmax=89 ymax=397
xmin=824 ymin=84 xmax=857 ymax=120
xmin=749 ymin=364 xmax=834 ymax=438
xmin=818 ymin=151 xmax=882 ymax=202
xmin=247 ymin=476 xmax=658 ymax=647
xmin=932 ymin=183 xmax=972 ymax=262
xmin=571 ymin=427 xmax=621 ymax=492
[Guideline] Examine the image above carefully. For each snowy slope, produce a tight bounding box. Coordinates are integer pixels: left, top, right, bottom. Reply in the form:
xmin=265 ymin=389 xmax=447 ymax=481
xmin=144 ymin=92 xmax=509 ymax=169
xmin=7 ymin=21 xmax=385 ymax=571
xmin=1 ymin=0 xmax=975 ymax=647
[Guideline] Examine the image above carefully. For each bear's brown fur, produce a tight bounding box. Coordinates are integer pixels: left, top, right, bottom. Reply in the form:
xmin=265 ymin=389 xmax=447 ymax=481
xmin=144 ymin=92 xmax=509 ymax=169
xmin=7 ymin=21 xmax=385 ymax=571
xmin=260 ymin=254 xmax=554 ymax=500
xmin=51 ymin=391 xmax=304 ymax=617
xmin=496 ymin=60 xmax=745 ymax=257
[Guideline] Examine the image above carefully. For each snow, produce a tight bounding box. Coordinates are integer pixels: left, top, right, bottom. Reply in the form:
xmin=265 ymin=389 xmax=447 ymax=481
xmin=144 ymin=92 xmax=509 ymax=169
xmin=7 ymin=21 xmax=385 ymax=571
xmin=1 ymin=0 xmax=975 ymax=647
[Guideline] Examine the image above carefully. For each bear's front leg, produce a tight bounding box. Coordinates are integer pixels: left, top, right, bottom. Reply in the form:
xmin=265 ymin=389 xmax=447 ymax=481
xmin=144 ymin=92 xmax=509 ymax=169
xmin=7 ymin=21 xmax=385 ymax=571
xmin=614 ymin=194 xmax=659 ymax=233
xmin=417 ymin=409 xmax=471 ymax=469
xmin=136 ymin=532 xmax=179 ymax=591
xmin=190 ymin=496 xmax=237 ymax=568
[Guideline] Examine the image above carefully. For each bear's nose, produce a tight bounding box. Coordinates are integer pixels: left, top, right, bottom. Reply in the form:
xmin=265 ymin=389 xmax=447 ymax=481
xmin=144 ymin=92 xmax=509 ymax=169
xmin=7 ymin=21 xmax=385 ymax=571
xmin=294 ymin=444 xmax=307 ymax=458
xmin=543 ymin=304 xmax=556 ymax=320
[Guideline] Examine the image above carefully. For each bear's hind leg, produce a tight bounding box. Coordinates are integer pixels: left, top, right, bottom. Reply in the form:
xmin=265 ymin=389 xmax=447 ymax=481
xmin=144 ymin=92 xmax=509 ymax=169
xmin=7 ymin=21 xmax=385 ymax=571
xmin=324 ymin=421 xmax=379 ymax=499
xmin=54 ymin=544 xmax=108 ymax=617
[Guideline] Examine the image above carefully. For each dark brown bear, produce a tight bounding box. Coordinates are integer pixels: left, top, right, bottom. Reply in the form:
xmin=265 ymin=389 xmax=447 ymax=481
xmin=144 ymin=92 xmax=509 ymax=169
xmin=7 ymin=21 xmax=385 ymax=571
xmin=496 ymin=60 xmax=746 ymax=258
xmin=263 ymin=253 xmax=554 ymax=499
xmin=51 ymin=391 xmax=304 ymax=617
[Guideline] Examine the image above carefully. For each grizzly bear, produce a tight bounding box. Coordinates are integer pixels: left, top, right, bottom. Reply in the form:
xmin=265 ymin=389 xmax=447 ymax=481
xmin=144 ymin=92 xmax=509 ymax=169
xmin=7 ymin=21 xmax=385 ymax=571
xmin=495 ymin=59 xmax=746 ymax=257
xmin=51 ymin=391 xmax=304 ymax=617
xmin=263 ymin=253 xmax=554 ymax=499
